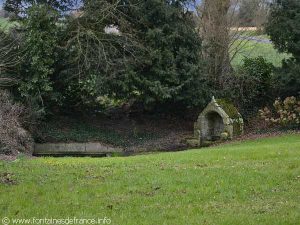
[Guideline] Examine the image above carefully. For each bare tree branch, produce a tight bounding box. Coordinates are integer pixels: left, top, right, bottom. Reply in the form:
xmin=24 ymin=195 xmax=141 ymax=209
xmin=0 ymin=30 xmax=22 ymax=87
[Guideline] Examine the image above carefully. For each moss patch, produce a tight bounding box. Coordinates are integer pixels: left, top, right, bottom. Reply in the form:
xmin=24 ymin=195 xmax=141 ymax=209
xmin=216 ymin=98 xmax=243 ymax=136
xmin=216 ymin=99 xmax=240 ymax=119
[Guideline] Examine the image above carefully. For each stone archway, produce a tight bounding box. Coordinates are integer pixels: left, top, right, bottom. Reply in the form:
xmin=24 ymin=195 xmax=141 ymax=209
xmin=187 ymin=97 xmax=244 ymax=147
xmin=206 ymin=111 xmax=224 ymax=140
xmin=201 ymin=111 xmax=225 ymax=141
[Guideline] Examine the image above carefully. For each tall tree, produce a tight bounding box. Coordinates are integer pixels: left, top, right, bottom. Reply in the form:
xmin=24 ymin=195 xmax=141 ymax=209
xmin=198 ymin=0 xmax=231 ymax=90
xmin=266 ymin=0 xmax=300 ymax=97
xmin=5 ymin=0 xmax=208 ymax=113
xmin=18 ymin=4 xmax=60 ymax=110
xmin=266 ymin=0 xmax=300 ymax=61
xmin=57 ymin=0 xmax=138 ymax=109
xmin=0 ymin=31 xmax=20 ymax=87
xmin=120 ymin=0 xmax=207 ymax=108
xmin=238 ymin=0 xmax=271 ymax=29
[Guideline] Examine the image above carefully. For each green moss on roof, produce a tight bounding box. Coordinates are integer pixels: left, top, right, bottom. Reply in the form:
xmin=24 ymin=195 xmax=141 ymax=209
xmin=216 ymin=98 xmax=241 ymax=119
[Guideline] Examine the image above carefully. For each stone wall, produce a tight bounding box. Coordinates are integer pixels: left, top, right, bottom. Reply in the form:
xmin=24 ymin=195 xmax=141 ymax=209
xmin=34 ymin=143 xmax=123 ymax=156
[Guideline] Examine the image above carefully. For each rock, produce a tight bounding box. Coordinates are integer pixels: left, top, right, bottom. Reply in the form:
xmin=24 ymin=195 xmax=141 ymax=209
xmin=186 ymin=138 xmax=200 ymax=147
xmin=221 ymin=132 xmax=229 ymax=140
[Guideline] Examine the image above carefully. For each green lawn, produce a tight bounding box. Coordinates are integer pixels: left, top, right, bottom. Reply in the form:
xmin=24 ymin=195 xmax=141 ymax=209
xmin=231 ymin=38 xmax=290 ymax=68
xmin=1 ymin=134 xmax=300 ymax=225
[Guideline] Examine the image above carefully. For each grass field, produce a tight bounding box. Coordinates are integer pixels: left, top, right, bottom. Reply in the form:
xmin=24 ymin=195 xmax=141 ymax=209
xmin=1 ymin=134 xmax=299 ymax=225
xmin=0 ymin=17 xmax=8 ymax=26
xmin=0 ymin=17 xmax=13 ymax=30
xmin=231 ymin=37 xmax=290 ymax=68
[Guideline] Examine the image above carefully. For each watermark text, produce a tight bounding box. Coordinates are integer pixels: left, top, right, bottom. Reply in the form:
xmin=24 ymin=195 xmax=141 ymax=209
xmin=2 ymin=217 xmax=112 ymax=225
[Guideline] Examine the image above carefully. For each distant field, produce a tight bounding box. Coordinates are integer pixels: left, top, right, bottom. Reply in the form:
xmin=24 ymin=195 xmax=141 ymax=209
xmin=0 ymin=17 xmax=17 ymax=30
xmin=0 ymin=17 xmax=9 ymax=28
xmin=231 ymin=36 xmax=290 ymax=68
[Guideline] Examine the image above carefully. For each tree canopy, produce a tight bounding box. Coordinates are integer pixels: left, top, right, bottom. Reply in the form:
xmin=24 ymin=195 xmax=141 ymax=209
xmin=4 ymin=0 xmax=78 ymax=16
xmin=3 ymin=0 xmax=208 ymax=113
xmin=266 ymin=0 xmax=300 ymax=97
xmin=266 ymin=0 xmax=300 ymax=61
xmin=119 ymin=0 xmax=207 ymax=108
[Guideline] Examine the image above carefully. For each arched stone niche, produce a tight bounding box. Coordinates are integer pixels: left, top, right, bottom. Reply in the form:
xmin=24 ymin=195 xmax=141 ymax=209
xmin=202 ymin=111 xmax=225 ymax=141
xmin=189 ymin=97 xmax=244 ymax=147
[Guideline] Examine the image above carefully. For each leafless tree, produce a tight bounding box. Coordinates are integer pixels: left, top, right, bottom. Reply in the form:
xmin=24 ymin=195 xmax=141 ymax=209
xmin=253 ymin=0 xmax=271 ymax=31
xmin=0 ymin=90 xmax=33 ymax=155
xmin=62 ymin=0 xmax=141 ymax=80
xmin=194 ymin=0 xmax=270 ymax=89
xmin=0 ymin=30 xmax=33 ymax=155
xmin=0 ymin=30 xmax=21 ymax=87
xmin=195 ymin=0 xmax=232 ymax=89
xmin=237 ymin=0 xmax=271 ymax=29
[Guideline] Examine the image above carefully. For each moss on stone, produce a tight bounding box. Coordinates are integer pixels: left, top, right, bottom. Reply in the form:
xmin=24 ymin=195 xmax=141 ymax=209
xmin=216 ymin=99 xmax=240 ymax=119
xmin=192 ymin=97 xmax=244 ymax=145
xmin=216 ymin=98 xmax=243 ymax=136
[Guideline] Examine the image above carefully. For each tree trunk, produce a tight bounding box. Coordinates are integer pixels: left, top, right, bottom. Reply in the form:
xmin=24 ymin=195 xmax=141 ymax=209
xmin=200 ymin=0 xmax=232 ymax=89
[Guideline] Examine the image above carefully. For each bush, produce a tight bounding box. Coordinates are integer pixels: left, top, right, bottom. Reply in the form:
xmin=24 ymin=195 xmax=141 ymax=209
xmin=225 ymin=57 xmax=275 ymax=119
xmin=259 ymin=96 xmax=300 ymax=129
xmin=275 ymin=59 xmax=300 ymax=97
xmin=18 ymin=4 xmax=60 ymax=113
xmin=0 ymin=90 xmax=33 ymax=155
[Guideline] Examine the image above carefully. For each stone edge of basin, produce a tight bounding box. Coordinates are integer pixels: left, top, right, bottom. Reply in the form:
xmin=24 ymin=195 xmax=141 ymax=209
xmin=34 ymin=142 xmax=124 ymax=156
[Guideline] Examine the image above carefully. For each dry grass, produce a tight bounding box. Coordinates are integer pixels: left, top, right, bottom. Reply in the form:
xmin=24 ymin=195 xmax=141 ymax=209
xmin=0 ymin=90 xmax=33 ymax=155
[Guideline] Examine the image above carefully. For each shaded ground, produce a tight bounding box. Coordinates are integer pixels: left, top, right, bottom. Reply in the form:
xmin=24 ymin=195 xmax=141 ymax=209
xmin=33 ymin=114 xmax=299 ymax=153
xmin=34 ymin=115 xmax=195 ymax=152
